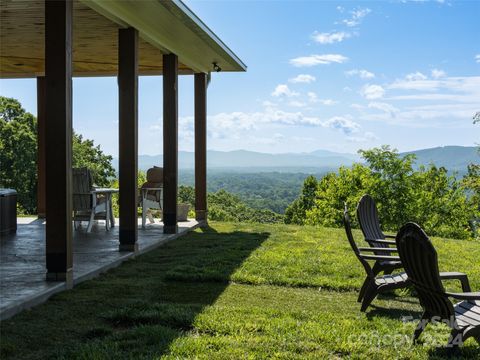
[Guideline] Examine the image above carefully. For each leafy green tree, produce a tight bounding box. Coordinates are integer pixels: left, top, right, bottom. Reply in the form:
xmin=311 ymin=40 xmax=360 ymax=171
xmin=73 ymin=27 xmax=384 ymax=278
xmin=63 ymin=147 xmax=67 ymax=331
xmin=0 ymin=97 xmax=38 ymax=213
xmin=0 ymin=96 xmax=115 ymax=214
xmin=73 ymin=134 xmax=115 ymax=187
xmin=288 ymin=146 xmax=478 ymax=239
xmin=285 ymin=175 xmax=318 ymax=224
xmin=358 ymin=145 xmax=416 ymax=230
xmin=176 ymin=186 xmax=283 ymax=224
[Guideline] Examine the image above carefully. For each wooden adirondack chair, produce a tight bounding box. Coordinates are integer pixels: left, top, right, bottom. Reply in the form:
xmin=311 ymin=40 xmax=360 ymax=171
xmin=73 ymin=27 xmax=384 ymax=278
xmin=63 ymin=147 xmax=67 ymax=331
xmin=396 ymin=223 xmax=479 ymax=348
xmin=72 ymin=168 xmax=108 ymax=232
xmin=343 ymin=204 xmax=410 ymax=312
xmin=356 ymin=194 xmax=403 ymax=268
xmin=355 ymin=194 xmax=404 ymax=302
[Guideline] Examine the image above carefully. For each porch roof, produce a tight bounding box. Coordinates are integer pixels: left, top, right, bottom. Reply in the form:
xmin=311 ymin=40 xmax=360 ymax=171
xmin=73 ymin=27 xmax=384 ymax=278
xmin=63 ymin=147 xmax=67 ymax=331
xmin=0 ymin=0 xmax=247 ymax=78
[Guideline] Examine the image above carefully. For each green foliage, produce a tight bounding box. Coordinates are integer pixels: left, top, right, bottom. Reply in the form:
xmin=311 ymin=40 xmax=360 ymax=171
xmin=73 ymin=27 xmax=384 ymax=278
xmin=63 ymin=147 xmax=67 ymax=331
xmin=0 ymin=97 xmax=38 ymax=213
xmin=284 ymin=175 xmax=318 ymax=224
xmin=0 ymin=96 xmax=115 ymax=214
xmin=72 ymin=134 xmax=115 ymax=187
xmin=208 ymin=189 xmax=283 ymax=224
xmin=178 ymin=185 xmax=195 ymax=205
xmin=287 ymin=146 xmax=479 ymax=239
xmin=177 ymin=185 xmax=283 ymax=223
xmin=179 ymin=171 xmax=312 ymax=214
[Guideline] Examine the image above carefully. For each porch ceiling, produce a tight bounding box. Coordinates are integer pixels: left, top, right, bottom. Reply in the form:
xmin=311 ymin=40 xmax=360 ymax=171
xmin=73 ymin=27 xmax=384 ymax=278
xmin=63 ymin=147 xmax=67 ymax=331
xmin=0 ymin=0 xmax=246 ymax=78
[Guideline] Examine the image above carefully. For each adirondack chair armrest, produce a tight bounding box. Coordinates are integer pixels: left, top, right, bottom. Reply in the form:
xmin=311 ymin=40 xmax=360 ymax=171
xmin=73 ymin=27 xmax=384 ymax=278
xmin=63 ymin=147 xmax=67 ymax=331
xmin=384 ymin=234 xmax=396 ymax=239
xmin=359 ymin=254 xmax=401 ymax=262
xmin=358 ymin=247 xmax=398 ymax=253
xmin=445 ymin=291 xmax=480 ymax=301
xmin=439 ymin=272 xmax=472 ymax=292
xmin=365 ymin=238 xmax=397 ymax=246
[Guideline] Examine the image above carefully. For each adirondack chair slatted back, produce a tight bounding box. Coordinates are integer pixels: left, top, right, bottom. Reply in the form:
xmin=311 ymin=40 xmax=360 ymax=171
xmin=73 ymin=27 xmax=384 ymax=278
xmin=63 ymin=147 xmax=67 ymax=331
xmin=73 ymin=168 xmax=93 ymax=211
xmin=357 ymin=194 xmax=388 ymax=250
xmin=396 ymin=223 xmax=454 ymax=320
xmin=343 ymin=205 xmax=373 ymax=278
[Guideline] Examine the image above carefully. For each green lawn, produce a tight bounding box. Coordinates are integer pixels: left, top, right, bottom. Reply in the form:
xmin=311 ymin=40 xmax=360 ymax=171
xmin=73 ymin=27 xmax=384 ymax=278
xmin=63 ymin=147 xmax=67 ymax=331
xmin=1 ymin=222 xmax=479 ymax=359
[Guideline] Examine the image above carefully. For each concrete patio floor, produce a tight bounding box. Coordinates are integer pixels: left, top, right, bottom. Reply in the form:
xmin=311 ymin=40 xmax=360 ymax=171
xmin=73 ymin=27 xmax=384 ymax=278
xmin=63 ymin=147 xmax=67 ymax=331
xmin=0 ymin=217 xmax=199 ymax=320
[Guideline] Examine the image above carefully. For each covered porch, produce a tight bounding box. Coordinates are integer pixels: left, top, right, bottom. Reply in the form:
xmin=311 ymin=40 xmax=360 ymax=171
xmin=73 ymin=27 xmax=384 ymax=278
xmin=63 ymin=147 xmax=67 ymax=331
xmin=0 ymin=0 xmax=246 ymax=317
xmin=0 ymin=217 xmax=199 ymax=320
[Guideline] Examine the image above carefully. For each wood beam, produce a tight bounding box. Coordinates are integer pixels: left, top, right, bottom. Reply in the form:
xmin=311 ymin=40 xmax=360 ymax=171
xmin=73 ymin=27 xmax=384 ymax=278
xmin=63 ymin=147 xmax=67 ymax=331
xmin=45 ymin=0 xmax=73 ymax=284
xmin=37 ymin=76 xmax=46 ymax=218
xmin=163 ymin=53 xmax=178 ymax=234
xmin=118 ymin=27 xmax=139 ymax=252
xmin=194 ymin=73 xmax=207 ymax=222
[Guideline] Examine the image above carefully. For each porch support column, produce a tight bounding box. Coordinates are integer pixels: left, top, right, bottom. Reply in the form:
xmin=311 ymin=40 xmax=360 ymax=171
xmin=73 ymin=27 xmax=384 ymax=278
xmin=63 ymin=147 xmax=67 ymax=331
xmin=45 ymin=0 xmax=73 ymax=284
xmin=163 ymin=54 xmax=178 ymax=234
xmin=37 ymin=76 xmax=46 ymax=218
xmin=118 ymin=27 xmax=139 ymax=252
xmin=194 ymin=73 xmax=207 ymax=223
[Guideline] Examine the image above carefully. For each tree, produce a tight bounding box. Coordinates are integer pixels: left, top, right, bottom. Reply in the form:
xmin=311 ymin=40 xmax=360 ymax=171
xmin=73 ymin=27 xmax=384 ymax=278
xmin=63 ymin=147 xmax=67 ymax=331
xmin=0 ymin=96 xmax=115 ymax=214
xmin=0 ymin=97 xmax=38 ymax=213
xmin=72 ymin=134 xmax=115 ymax=187
xmin=287 ymin=146 xmax=478 ymax=239
xmin=284 ymin=175 xmax=318 ymax=224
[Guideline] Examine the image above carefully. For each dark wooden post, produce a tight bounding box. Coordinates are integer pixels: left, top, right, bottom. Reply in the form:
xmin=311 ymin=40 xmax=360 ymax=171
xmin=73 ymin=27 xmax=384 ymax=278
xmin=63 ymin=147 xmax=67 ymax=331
xmin=37 ymin=76 xmax=46 ymax=218
xmin=45 ymin=0 xmax=73 ymax=284
xmin=118 ymin=27 xmax=139 ymax=252
xmin=163 ymin=54 xmax=178 ymax=234
xmin=194 ymin=73 xmax=207 ymax=223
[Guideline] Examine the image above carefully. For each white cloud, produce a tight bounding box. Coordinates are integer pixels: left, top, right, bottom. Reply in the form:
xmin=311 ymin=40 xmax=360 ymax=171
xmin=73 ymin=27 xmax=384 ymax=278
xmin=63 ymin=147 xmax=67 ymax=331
xmin=341 ymin=8 xmax=371 ymax=27
xmin=289 ymin=74 xmax=316 ymax=83
xmin=271 ymin=84 xmax=299 ymax=97
xmin=336 ymin=6 xmax=345 ymax=13
xmin=360 ymin=84 xmax=385 ymax=99
xmin=288 ymin=100 xmax=307 ymax=107
xmin=388 ymin=76 xmax=480 ymax=96
xmin=347 ymin=131 xmax=378 ymax=142
xmin=323 ymin=116 xmax=361 ymax=134
xmin=290 ymin=54 xmax=348 ymax=67
xmin=431 ymin=69 xmax=446 ymax=79
xmin=320 ymin=99 xmax=337 ymax=105
xmin=475 ymin=54 xmax=480 ymax=63
xmin=307 ymin=92 xmax=318 ymax=103
xmin=312 ymin=31 xmax=351 ymax=44
xmin=367 ymin=102 xmax=399 ymax=118
xmin=405 ymin=71 xmax=428 ymax=81
xmin=345 ymin=69 xmax=375 ymax=79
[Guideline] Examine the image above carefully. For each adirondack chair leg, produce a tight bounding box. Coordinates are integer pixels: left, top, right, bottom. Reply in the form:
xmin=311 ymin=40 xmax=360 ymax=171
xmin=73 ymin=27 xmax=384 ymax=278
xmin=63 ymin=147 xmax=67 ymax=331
xmin=142 ymin=202 xmax=147 ymax=229
xmin=360 ymin=283 xmax=378 ymax=312
xmin=412 ymin=312 xmax=430 ymax=343
xmin=358 ymin=277 xmax=372 ymax=302
xmin=86 ymin=212 xmax=95 ymax=233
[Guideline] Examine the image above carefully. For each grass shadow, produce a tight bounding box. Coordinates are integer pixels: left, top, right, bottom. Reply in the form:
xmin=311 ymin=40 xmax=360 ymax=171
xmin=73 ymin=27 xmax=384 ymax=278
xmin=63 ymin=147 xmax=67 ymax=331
xmin=0 ymin=225 xmax=270 ymax=359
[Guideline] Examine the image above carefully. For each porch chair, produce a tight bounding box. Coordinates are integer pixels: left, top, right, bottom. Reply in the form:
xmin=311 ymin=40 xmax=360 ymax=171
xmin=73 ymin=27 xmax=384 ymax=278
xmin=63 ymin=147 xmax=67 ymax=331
xmin=343 ymin=203 xmax=410 ymax=312
xmin=396 ymin=223 xmax=479 ymax=348
xmin=139 ymin=166 xmax=163 ymax=229
xmin=72 ymin=167 xmax=108 ymax=232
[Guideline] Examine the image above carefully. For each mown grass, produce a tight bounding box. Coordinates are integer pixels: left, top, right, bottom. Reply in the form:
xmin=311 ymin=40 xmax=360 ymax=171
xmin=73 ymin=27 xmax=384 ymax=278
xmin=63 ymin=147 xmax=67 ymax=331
xmin=0 ymin=222 xmax=479 ymax=359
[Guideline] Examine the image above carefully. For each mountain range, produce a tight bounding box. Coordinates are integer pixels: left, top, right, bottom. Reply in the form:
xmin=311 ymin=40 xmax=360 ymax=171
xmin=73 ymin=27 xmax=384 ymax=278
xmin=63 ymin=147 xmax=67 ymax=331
xmin=113 ymin=146 xmax=477 ymax=175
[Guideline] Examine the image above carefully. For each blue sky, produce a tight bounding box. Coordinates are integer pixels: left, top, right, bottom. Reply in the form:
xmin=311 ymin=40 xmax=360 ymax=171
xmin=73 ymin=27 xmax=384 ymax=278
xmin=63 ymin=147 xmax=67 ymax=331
xmin=1 ymin=0 xmax=479 ymax=157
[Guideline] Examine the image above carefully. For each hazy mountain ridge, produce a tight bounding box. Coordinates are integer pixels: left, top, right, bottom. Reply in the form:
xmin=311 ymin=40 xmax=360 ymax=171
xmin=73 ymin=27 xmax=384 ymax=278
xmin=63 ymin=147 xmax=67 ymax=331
xmin=113 ymin=146 xmax=477 ymax=174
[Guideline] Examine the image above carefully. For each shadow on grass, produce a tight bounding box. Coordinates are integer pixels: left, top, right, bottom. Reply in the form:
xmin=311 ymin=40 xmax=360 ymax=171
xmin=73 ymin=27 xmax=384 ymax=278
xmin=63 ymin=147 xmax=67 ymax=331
xmin=0 ymin=225 xmax=270 ymax=359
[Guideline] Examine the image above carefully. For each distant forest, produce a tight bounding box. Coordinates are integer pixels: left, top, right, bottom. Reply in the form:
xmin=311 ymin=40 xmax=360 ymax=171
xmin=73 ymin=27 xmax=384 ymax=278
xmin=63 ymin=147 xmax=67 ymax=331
xmin=179 ymin=171 xmax=319 ymax=214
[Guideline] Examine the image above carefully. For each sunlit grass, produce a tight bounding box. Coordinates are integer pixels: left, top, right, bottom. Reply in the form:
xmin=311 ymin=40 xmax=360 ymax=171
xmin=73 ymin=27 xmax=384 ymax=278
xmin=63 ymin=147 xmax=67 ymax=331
xmin=1 ymin=222 xmax=478 ymax=359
